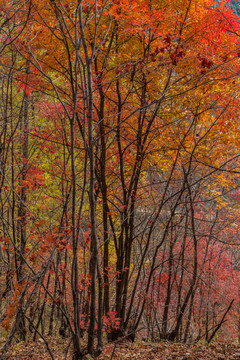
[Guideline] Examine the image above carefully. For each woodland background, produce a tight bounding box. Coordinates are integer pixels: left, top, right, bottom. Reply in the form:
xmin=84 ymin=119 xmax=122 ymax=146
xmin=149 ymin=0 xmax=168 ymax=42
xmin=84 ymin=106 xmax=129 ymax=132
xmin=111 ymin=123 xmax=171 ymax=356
xmin=1 ymin=0 xmax=240 ymax=359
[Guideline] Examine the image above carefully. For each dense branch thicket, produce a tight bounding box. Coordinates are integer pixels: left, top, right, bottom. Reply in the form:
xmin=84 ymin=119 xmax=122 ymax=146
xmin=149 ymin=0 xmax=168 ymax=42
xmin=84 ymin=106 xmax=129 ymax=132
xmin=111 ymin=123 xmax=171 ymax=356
xmin=0 ymin=0 xmax=240 ymax=358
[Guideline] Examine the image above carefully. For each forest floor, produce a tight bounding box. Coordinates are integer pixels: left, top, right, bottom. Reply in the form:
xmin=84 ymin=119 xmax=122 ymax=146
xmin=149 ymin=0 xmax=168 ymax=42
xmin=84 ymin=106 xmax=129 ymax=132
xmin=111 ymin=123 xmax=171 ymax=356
xmin=2 ymin=336 xmax=240 ymax=360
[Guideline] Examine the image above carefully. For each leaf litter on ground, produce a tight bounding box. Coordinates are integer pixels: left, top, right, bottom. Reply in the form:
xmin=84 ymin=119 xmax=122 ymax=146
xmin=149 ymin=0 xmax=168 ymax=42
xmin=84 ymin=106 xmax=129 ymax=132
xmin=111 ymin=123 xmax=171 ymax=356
xmin=2 ymin=337 xmax=240 ymax=359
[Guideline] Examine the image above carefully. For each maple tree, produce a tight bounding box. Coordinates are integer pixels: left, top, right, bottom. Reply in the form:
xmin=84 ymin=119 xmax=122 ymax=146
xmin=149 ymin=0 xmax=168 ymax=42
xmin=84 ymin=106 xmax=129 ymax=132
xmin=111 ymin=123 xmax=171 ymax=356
xmin=0 ymin=0 xmax=240 ymax=359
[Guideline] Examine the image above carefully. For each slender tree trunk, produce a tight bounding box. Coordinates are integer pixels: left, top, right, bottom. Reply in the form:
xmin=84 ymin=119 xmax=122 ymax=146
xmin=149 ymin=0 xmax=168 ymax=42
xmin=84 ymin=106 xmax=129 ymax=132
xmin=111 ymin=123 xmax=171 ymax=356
xmin=16 ymin=67 xmax=30 ymax=340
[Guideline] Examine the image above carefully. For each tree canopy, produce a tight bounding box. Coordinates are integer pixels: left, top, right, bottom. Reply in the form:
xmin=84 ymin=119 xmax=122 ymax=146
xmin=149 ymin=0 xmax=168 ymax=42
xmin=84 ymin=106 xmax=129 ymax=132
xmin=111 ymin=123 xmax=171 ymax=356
xmin=0 ymin=0 xmax=240 ymax=359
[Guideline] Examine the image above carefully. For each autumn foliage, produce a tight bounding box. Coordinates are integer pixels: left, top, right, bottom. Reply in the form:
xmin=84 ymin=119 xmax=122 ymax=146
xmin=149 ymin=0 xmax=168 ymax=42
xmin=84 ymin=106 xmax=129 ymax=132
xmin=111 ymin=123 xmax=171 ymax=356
xmin=0 ymin=0 xmax=240 ymax=359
